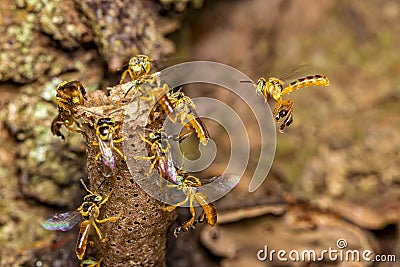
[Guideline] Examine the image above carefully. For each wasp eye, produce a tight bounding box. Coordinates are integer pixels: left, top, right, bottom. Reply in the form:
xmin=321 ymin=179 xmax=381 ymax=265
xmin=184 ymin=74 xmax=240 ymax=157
xmin=279 ymin=110 xmax=287 ymax=117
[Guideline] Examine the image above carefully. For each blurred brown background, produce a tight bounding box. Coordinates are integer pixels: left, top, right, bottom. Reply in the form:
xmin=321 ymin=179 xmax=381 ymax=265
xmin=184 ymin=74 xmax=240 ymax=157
xmin=0 ymin=0 xmax=399 ymax=266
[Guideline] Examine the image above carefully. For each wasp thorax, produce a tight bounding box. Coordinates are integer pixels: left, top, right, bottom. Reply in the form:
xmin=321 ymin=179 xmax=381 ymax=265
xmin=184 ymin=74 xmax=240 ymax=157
xmin=100 ymin=127 xmax=110 ymax=136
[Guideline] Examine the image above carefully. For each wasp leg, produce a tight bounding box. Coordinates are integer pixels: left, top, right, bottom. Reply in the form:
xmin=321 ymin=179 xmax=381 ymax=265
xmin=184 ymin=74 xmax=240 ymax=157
xmin=65 ymin=125 xmax=82 ymax=134
xmin=134 ymin=155 xmax=155 ymax=160
xmin=138 ymin=133 xmax=154 ymax=146
xmin=195 ymin=211 xmax=206 ymax=224
xmin=98 ymin=190 xmax=112 ymax=207
xmin=92 ymin=141 xmax=103 ymax=162
xmin=90 ymin=221 xmax=107 ymax=242
xmin=174 ymin=195 xmax=196 ymax=237
xmin=96 ymin=216 xmax=119 ymax=224
xmin=120 ymin=69 xmax=135 ymax=84
xmin=112 ymin=137 xmax=125 ymax=143
xmin=113 ymin=147 xmax=126 ymax=160
xmin=162 ymin=195 xmax=189 ymax=212
xmin=133 ymin=154 xmax=157 ymax=176
xmin=145 ymin=157 xmax=158 ymax=176
xmin=176 ymin=123 xmax=195 ymax=142
xmin=94 ymin=152 xmax=102 ymax=162
xmin=273 ymin=99 xmax=294 ymax=133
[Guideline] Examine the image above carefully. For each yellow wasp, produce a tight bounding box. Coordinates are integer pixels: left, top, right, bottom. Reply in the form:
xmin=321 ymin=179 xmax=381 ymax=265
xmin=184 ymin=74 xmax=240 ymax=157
xmin=162 ymin=170 xmax=240 ymax=237
xmin=51 ymin=80 xmax=87 ymax=139
xmin=252 ymin=74 xmax=329 ymax=132
xmin=120 ymin=55 xmax=153 ymax=84
xmin=42 ymin=180 xmax=119 ymax=260
xmin=92 ymin=117 xmax=126 ymax=176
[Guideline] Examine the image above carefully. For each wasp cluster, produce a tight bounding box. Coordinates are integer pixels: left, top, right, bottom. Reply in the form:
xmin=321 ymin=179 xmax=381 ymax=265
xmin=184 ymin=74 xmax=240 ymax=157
xmin=42 ymin=55 xmax=222 ymax=266
xmin=42 ymin=54 xmax=330 ymax=265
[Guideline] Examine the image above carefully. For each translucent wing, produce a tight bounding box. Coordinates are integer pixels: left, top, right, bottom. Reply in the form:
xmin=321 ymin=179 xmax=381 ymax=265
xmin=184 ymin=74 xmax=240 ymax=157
xmin=98 ymin=136 xmax=115 ymax=170
xmin=279 ymin=64 xmax=309 ymax=82
xmin=199 ymin=174 xmax=241 ymax=197
xmin=154 ymin=173 xmax=241 ymax=207
xmin=41 ymin=211 xmax=81 ymax=231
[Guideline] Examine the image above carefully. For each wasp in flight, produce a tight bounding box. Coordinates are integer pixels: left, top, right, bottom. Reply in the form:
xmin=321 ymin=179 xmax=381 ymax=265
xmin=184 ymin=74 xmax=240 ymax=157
xmin=92 ymin=117 xmax=126 ymax=176
xmin=42 ymin=180 xmax=119 ymax=260
xmin=248 ymin=75 xmax=329 ymax=132
xmin=162 ymin=170 xmax=240 ymax=237
xmin=51 ymin=80 xmax=87 ymax=140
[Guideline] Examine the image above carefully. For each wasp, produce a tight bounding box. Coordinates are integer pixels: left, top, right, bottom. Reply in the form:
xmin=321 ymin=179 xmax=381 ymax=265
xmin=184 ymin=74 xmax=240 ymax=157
xmin=51 ymin=80 xmax=87 ymax=140
xmin=152 ymin=87 xmax=210 ymax=145
xmin=92 ymin=117 xmax=126 ymax=176
xmin=162 ymin=170 xmax=221 ymax=237
xmin=42 ymin=180 xmax=119 ymax=260
xmin=56 ymin=80 xmax=87 ymax=111
xmin=51 ymin=108 xmax=82 ymax=140
xmin=134 ymin=126 xmax=174 ymax=177
xmin=248 ymin=75 xmax=329 ymax=132
xmin=120 ymin=55 xmax=153 ymax=84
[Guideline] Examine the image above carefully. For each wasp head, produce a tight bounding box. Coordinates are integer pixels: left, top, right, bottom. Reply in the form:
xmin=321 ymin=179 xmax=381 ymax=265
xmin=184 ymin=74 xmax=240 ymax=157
xmin=255 ymin=78 xmax=266 ymax=96
xmin=56 ymin=80 xmax=87 ymax=105
xmin=128 ymin=55 xmax=152 ymax=77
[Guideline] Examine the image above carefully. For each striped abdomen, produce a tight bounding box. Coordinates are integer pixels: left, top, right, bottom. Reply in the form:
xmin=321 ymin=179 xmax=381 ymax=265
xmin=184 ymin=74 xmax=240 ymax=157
xmin=195 ymin=192 xmax=217 ymax=226
xmin=76 ymin=220 xmax=91 ymax=260
xmin=186 ymin=113 xmax=210 ymax=145
xmin=281 ymin=75 xmax=329 ymax=95
xmin=158 ymin=94 xmax=175 ymax=115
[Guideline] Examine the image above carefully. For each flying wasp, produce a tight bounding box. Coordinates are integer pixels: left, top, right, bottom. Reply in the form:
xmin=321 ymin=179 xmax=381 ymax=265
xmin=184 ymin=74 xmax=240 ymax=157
xmin=162 ymin=170 xmax=239 ymax=237
xmin=246 ymin=74 xmax=329 ymax=132
xmin=51 ymin=80 xmax=87 ymax=140
xmin=42 ymin=180 xmax=119 ymax=260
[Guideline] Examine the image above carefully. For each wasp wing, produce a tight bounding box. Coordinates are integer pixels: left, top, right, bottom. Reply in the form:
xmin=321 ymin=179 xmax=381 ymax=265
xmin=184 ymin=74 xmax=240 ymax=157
xmin=41 ymin=211 xmax=81 ymax=231
xmin=98 ymin=135 xmax=115 ymax=170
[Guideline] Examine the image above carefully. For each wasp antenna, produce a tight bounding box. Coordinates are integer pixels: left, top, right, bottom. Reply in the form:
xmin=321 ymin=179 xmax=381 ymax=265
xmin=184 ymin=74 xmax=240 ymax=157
xmin=108 ymin=108 xmax=124 ymax=116
xmin=82 ymin=108 xmax=103 ymax=117
xmin=239 ymin=80 xmax=253 ymax=83
xmin=80 ymin=179 xmax=91 ymax=193
xmin=97 ymin=177 xmax=109 ymax=190
xmin=123 ymin=84 xmax=137 ymax=98
xmin=107 ymin=98 xmax=117 ymax=107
